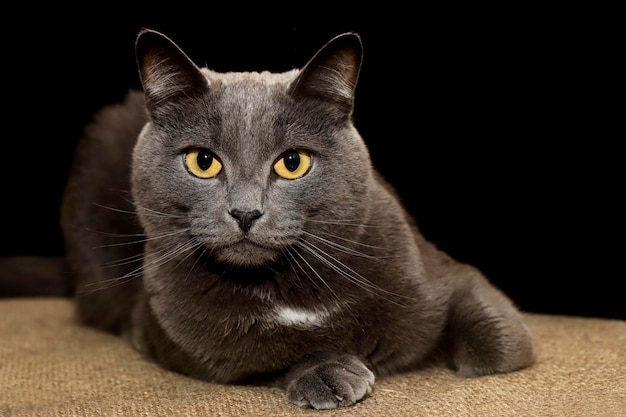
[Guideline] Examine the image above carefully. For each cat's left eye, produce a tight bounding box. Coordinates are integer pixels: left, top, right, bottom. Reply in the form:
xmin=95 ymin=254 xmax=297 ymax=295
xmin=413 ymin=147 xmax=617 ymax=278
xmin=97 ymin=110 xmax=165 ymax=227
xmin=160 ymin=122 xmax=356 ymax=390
xmin=273 ymin=149 xmax=311 ymax=180
xmin=185 ymin=148 xmax=223 ymax=179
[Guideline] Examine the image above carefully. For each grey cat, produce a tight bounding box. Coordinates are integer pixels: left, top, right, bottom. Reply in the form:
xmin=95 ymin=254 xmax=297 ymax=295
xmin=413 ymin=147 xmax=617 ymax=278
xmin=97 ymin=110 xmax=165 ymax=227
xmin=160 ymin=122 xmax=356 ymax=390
xmin=59 ymin=28 xmax=534 ymax=410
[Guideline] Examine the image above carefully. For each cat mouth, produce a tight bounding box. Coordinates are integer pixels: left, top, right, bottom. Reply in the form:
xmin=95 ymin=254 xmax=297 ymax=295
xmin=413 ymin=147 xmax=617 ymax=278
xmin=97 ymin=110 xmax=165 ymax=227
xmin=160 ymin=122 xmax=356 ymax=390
xmin=215 ymin=240 xmax=282 ymax=267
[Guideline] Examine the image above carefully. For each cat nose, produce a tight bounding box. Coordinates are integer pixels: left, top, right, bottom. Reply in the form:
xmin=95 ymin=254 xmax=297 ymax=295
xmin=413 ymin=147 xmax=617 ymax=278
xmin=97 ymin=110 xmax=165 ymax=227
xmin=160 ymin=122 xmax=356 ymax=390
xmin=229 ymin=209 xmax=263 ymax=233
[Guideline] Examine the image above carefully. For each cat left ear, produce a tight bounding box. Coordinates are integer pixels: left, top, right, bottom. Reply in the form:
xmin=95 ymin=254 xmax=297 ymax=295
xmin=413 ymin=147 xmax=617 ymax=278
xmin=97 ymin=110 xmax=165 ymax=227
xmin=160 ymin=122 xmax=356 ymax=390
xmin=135 ymin=28 xmax=209 ymax=117
xmin=288 ymin=32 xmax=363 ymax=113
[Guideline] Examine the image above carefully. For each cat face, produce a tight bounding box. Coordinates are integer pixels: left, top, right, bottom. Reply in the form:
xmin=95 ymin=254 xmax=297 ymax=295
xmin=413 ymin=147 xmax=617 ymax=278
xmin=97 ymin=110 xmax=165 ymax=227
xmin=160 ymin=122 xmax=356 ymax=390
xmin=131 ymin=30 xmax=372 ymax=268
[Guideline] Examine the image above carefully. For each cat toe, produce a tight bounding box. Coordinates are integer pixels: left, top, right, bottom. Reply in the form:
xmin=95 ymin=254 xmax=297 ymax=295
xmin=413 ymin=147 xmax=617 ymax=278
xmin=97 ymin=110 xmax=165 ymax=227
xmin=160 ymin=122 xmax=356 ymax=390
xmin=285 ymin=357 xmax=375 ymax=409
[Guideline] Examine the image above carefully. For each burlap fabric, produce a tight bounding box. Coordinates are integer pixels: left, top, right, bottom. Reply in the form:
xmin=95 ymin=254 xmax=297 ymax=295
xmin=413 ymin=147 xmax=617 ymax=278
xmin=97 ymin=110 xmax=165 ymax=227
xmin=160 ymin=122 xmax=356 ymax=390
xmin=1 ymin=298 xmax=624 ymax=417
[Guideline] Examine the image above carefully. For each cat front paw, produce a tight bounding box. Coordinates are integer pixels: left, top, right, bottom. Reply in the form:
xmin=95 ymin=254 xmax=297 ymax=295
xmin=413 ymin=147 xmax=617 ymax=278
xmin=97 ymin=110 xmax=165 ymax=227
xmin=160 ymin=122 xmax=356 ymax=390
xmin=284 ymin=353 xmax=375 ymax=410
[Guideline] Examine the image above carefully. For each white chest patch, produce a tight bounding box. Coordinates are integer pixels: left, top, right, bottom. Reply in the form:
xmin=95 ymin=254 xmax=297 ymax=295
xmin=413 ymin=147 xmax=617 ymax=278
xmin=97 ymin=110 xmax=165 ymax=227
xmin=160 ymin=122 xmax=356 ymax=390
xmin=272 ymin=306 xmax=330 ymax=328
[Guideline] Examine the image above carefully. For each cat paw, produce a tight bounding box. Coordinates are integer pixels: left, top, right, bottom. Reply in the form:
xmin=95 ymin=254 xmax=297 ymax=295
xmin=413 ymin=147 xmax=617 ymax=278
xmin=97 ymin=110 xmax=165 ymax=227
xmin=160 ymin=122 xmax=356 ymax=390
xmin=285 ymin=353 xmax=375 ymax=410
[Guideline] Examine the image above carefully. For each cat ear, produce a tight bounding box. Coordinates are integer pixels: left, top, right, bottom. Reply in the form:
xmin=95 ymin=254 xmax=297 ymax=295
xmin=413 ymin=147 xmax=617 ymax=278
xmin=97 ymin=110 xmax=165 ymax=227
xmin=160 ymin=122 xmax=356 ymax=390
xmin=288 ymin=32 xmax=363 ymax=113
xmin=135 ymin=28 xmax=209 ymax=117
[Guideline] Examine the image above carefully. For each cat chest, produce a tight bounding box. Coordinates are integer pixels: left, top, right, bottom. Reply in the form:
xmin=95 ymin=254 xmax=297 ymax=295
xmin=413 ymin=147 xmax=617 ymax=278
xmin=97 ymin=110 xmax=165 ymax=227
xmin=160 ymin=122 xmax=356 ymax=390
xmin=161 ymin=302 xmax=342 ymax=339
xmin=146 ymin=298 xmax=358 ymax=382
xmin=153 ymin=293 xmax=345 ymax=339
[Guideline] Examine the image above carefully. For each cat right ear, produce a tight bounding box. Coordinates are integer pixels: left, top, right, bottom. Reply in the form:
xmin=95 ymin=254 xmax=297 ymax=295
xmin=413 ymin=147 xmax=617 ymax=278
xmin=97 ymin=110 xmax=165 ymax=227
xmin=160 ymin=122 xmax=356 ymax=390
xmin=135 ymin=28 xmax=209 ymax=118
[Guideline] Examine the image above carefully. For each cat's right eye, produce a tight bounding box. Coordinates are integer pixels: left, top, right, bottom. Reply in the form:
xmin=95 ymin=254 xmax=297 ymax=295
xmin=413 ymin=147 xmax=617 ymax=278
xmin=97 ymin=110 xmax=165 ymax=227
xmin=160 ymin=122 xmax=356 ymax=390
xmin=184 ymin=148 xmax=223 ymax=179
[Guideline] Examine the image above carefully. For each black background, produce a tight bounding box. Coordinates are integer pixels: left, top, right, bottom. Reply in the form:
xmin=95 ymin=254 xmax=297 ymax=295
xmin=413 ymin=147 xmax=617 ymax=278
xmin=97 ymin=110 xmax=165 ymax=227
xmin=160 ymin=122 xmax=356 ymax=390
xmin=2 ymin=9 xmax=622 ymax=320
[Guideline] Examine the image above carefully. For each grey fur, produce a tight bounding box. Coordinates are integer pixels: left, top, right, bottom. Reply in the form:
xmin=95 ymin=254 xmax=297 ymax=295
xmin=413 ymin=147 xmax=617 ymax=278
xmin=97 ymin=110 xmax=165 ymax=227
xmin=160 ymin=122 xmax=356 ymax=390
xmin=60 ymin=29 xmax=534 ymax=410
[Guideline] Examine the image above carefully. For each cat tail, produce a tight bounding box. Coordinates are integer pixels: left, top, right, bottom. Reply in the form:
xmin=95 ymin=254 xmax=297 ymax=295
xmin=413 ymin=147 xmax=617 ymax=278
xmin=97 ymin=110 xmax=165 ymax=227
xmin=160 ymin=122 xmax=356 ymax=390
xmin=0 ymin=255 xmax=73 ymax=297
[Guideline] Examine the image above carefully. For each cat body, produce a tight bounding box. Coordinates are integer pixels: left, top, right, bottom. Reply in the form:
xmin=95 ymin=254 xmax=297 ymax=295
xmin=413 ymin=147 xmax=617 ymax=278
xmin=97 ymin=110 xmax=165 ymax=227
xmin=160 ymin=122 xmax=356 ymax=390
xmin=60 ymin=29 xmax=534 ymax=409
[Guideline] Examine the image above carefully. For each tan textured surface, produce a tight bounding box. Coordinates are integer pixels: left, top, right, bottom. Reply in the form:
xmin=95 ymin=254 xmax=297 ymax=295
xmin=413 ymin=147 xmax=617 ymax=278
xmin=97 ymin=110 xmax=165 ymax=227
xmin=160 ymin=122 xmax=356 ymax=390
xmin=1 ymin=298 xmax=624 ymax=417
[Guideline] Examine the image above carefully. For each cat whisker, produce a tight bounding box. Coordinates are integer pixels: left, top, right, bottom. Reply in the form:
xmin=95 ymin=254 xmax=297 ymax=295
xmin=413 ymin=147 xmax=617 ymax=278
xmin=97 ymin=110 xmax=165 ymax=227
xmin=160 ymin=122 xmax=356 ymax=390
xmin=85 ymin=229 xmax=146 ymax=238
xmin=133 ymin=204 xmax=188 ymax=218
xmin=92 ymin=227 xmax=192 ymax=248
xmin=79 ymin=267 xmax=142 ymax=293
xmin=93 ymin=201 xmax=188 ymax=220
xmin=302 ymin=230 xmax=388 ymax=257
xmin=101 ymin=252 xmax=145 ymax=269
xmin=284 ymin=248 xmax=342 ymax=304
xmin=182 ymin=245 xmax=211 ymax=281
xmin=81 ymin=236 xmax=203 ymax=294
xmin=295 ymin=238 xmax=412 ymax=307
xmin=92 ymin=202 xmax=136 ymax=215
xmin=141 ymin=237 xmax=204 ymax=275
xmin=308 ymin=219 xmax=387 ymax=228
xmin=79 ymin=197 xmax=199 ymax=292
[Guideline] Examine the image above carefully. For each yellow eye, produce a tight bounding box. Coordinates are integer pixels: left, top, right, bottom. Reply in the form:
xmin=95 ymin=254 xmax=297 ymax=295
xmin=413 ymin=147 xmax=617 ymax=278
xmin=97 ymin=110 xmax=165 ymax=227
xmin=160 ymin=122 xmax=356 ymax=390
xmin=185 ymin=148 xmax=223 ymax=179
xmin=273 ymin=149 xmax=311 ymax=180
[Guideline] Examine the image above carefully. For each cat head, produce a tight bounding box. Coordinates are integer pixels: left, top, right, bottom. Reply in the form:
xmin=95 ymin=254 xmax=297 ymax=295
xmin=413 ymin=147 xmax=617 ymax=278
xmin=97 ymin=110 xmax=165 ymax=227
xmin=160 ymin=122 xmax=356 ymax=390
xmin=131 ymin=29 xmax=374 ymax=268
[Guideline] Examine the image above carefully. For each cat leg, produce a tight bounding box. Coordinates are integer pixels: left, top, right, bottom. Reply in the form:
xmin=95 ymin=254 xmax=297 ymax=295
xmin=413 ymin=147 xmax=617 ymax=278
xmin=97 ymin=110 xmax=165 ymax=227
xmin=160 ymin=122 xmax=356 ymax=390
xmin=445 ymin=266 xmax=535 ymax=377
xmin=282 ymin=352 xmax=375 ymax=410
